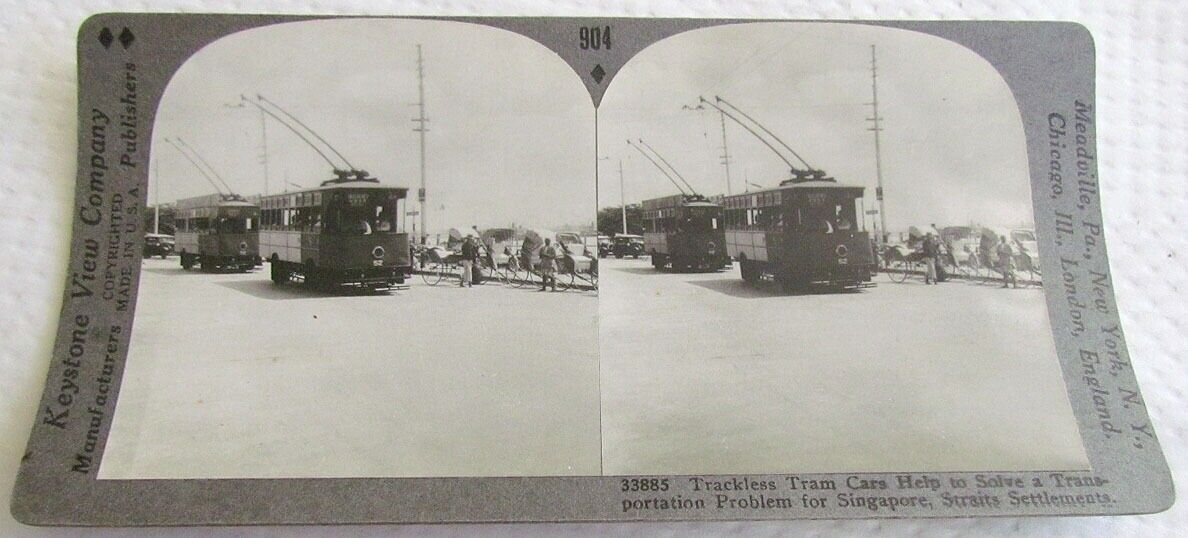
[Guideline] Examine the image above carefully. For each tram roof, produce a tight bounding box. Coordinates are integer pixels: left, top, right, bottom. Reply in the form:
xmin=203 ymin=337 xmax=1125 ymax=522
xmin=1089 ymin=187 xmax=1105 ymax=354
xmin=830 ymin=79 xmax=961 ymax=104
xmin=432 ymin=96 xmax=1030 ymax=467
xmin=259 ymin=179 xmax=409 ymax=200
xmin=175 ymin=193 xmax=259 ymax=211
xmin=640 ymin=193 xmax=723 ymax=210
xmin=726 ymin=180 xmax=865 ymax=198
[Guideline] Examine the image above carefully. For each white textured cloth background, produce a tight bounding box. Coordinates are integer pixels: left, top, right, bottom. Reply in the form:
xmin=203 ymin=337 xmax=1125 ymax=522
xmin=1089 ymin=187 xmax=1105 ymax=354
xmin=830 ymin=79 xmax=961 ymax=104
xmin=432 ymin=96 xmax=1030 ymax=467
xmin=0 ymin=1 xmax=1183 ymax=535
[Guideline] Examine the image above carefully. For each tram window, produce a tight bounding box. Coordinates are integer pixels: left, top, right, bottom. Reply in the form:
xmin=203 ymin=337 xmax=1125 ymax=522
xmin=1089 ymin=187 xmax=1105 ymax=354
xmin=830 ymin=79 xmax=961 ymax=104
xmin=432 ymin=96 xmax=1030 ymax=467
xmin=324 ymin=191 xmax=400 ymax=235
xmin=216 ymin=216 xmax=247 ymax=234
xmin=309 ymin=208 xmax=322 ymax=232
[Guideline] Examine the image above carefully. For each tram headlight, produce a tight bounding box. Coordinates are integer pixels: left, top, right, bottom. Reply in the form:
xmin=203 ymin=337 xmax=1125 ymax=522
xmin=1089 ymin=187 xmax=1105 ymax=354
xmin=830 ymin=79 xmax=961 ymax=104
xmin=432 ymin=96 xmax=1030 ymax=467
xmin=239 ymin=241 xmax=248 ymax=255
xmin=835 ymin=244 xmax=849 ymax=258
xmin=706 ymin=241 xmax=717 ymax=255
xmin=372 ymin=246 xmax=386 ymax=259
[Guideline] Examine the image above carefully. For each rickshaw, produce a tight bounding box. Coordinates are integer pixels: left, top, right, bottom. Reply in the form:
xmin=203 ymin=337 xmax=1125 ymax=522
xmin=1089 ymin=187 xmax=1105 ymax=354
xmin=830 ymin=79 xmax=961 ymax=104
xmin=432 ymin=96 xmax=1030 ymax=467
xmin=506 ymin=228 xmax=555 ymax=288
xmin=881 ymin=226 xmax=955 ymax=283
xmin=974 ymin=227 xmax=1037 ymax=284
xmin=419 ymin=227 xmax=512 ymax=286
xmin=556 ymin=232 xmax=598 ymax=290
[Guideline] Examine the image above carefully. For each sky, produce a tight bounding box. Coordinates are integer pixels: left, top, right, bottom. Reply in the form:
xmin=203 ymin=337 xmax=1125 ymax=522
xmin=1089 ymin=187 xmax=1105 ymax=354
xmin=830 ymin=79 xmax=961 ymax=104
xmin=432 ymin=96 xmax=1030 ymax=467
xmin=598 ymin=22 xmax=1036 ymax=233
xmin=152 ymin=18 xmax=594 ymax=234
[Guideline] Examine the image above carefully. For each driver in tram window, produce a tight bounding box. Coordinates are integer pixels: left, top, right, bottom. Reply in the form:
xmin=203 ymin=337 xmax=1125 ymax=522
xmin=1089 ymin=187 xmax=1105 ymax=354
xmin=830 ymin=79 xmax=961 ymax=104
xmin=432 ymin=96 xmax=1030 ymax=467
xmin=835 ymin=205 xmax=853 ymax=231
xmin=374 ymin=206 xmax=393 ymax=232
xmin=356 ymin=219 xmax=373 ymax=235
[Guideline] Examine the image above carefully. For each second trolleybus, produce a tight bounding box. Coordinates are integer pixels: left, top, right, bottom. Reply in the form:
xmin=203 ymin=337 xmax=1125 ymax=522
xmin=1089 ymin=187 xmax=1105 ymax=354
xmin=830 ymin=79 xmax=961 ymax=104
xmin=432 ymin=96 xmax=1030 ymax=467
xmin=173 ymin=193 xmax=261 ymax=272
xmin=641 ymin=193 xmax=730 ymax=271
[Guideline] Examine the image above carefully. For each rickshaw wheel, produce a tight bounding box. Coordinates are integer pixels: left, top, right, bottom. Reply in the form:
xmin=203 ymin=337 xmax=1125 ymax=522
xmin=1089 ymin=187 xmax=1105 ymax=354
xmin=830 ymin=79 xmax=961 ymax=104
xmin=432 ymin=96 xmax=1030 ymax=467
xmin=421 ymin=261 xmax=444 ymax=286
xmin=888 ymin=260 xmax=911 ymax=283
xmin=557 ymin=270 xmax=575 ymax=291
xmin=506 ymin=257 xmax=528 ymax=288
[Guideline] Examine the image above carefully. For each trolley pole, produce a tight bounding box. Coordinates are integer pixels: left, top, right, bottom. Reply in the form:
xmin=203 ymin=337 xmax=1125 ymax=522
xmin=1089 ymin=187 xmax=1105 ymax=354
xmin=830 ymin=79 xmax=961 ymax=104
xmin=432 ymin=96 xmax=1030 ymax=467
xmin=619 ymin=159 xmax=627 ymax=235
xmin=259 ymin=107 xmax=270 ymax=195
xmin=718 ymin=109 xmax=733 ymax=195
xmin=413 ymin=44 xmax=429 ymax=244
xmin=867 ymin=44 xmax=889 ymax=244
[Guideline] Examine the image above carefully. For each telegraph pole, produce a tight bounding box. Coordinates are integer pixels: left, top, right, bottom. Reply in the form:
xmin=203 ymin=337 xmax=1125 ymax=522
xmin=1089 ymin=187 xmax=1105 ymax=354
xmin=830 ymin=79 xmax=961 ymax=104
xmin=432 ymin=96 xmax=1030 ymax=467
xmin=717 ymin=110 xmax=733 ymax=195
xmin=867 ymin=45 xmax=889 ymax=243
xmin=413 ymin=44 xmax=429 ymax=244
xmin=619 ymin=159 xmax=627 ymax=235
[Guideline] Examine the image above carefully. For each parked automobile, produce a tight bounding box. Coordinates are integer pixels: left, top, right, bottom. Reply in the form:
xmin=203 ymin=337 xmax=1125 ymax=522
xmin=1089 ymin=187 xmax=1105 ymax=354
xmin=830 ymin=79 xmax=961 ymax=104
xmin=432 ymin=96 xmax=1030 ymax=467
xmin=597 ymin=235 xmax=611 ymax=258
xmin=143 ymin=233 xmax=175 ymax=259
xmin=611 ymin=234 xmax=645 ymax=259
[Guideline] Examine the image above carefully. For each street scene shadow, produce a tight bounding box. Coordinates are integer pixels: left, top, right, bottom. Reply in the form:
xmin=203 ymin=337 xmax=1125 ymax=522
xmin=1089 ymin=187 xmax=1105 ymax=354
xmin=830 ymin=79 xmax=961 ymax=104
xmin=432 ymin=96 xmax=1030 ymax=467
xmin=614 ymin=266 xmax=676 ymax=276
xmin=216 ymin=279 xmax=396 ymax=301
xmin=687 ymin=278 xmax=868 ymax=299
xmin=142 ymin=265 xmax=263 ymax=277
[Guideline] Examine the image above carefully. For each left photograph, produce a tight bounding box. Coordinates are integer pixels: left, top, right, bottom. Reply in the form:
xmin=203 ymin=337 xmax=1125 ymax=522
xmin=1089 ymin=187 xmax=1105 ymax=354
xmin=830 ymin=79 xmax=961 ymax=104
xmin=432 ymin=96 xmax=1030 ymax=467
xmin=101 ymin=18 xmax=601 ymax=479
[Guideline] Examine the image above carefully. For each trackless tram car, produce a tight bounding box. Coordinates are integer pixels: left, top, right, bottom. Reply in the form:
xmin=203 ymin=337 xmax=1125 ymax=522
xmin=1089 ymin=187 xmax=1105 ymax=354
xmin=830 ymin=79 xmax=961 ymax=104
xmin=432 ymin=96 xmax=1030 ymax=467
xmin=701 ymin=95 xmax=875 ymax=290
xmin=641 ymin=194 xmax=729 ymax=271
xmin=723 ymin=179 xmax=874 ymax=288
xmin=260 ymin=171 xmax=412 ymax=290
xmin=627 ymin=138 xmax=730 ymax=272
xmin=162 ymin=137 xmax=263 ymax=272
xmin=174 ymin=193 xmax=262 ymax=272
xmin=238 ymin=94 xmax=413 ymax=290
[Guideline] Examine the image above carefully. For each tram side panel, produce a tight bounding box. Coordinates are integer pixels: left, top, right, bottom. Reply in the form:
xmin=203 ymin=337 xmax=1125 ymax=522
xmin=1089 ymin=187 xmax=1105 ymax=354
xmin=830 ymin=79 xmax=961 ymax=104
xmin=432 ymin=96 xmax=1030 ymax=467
xmin=644 ymin=232 xmax=668 ymax=266
xmin=175 ymin=231 xmax=200 ymax=264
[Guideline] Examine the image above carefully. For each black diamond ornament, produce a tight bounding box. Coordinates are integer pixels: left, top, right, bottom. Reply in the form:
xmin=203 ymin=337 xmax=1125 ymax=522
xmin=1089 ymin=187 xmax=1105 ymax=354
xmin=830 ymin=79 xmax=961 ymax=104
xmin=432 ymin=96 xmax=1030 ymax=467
xmin=98 ymin=27 xmax=114 ymax=49
xmin=591 ymin=64 xmax=606 ymax=84
xmin=118 ymin=28 xmax=135 ymax=49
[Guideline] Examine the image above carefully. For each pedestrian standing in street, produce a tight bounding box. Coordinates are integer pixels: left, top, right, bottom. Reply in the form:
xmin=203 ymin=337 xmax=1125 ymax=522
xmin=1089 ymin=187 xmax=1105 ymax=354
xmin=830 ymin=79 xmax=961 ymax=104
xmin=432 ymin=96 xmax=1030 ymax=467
xmin=459 ymin=236 xmax=476 ymax=288
xmin=997 ymin=235 xmax=1018 ymax=288
xmin=539 ymin=238 xmax=558 ymax=292
xmin=930 ymin=225 xmax=949 ymax=282
xmin=922 ymin=232 xmax=939 ymax=285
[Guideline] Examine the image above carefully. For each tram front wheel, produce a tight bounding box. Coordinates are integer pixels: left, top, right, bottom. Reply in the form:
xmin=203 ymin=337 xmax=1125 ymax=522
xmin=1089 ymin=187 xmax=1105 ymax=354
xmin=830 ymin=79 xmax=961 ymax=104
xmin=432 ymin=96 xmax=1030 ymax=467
xmin=740 ymin=260 xmax=760 ymax=284
xmin=270 ymin=260 xmax=288 ymax=285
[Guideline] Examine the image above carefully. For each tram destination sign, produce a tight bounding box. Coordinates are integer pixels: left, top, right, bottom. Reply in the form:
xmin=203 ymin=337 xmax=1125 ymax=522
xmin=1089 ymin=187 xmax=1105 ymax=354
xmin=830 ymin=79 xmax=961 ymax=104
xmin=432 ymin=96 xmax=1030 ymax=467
xmin=10 ymin=14 xmax=1173 ymax=526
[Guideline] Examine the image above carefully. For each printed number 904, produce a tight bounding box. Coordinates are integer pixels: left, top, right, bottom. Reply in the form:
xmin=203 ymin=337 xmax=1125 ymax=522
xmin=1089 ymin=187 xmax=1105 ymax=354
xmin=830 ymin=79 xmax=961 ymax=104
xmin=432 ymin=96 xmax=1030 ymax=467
xmin=621 ymin=478 xmax=669 ymax=492
xmin=579 ymin=26 xmax=612 ymax=50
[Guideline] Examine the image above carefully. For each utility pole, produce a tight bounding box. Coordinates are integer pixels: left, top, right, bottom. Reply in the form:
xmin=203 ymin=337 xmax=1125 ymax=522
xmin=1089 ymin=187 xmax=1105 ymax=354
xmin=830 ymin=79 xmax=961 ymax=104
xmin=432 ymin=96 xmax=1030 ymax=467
xmin=619 ymin=159 xmax=627 ymax=235
xmin=413 ymin=44 xmax=429 ymax=244
xmin=152 ymin=155 xmax=160 ymax=234
xmin=259 ymin=107 xmax=270 ymax=195
xmin=867 ymin=44 xmax=889 ymax=243
xmin=717 ymin=110 xmax=733 ymax=195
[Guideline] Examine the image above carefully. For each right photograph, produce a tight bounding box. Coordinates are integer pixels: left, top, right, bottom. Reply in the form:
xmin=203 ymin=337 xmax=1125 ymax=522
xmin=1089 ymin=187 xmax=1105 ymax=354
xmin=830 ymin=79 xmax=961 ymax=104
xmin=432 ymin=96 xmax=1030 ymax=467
xmin=597 ymin=22 xmax=1090 ymax=475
